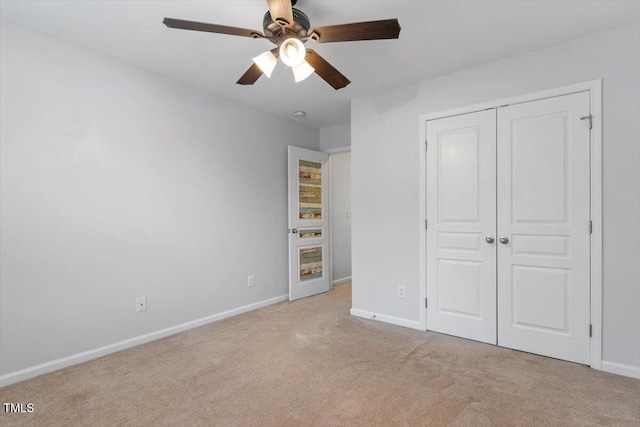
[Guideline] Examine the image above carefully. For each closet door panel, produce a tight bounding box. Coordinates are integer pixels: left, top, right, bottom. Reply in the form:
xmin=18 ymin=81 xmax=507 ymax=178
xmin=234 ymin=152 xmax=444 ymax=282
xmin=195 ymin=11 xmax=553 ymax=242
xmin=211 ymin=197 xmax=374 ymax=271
xmin=497 ymin=92 xmax=591 ymax=365
xmin=426 ymin=109 xmax=497 ymax=344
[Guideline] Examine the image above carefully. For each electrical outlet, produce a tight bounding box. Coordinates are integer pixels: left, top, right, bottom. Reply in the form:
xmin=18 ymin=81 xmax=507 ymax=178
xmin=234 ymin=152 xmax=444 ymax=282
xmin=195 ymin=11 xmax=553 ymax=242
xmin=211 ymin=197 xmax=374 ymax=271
xmin=248 ymin=275 xmax=255 ymax=287
xmin=136 ymin=296 xmax=147 ymax=312
xmin=398 ymin=285 xmax=406 ymax=298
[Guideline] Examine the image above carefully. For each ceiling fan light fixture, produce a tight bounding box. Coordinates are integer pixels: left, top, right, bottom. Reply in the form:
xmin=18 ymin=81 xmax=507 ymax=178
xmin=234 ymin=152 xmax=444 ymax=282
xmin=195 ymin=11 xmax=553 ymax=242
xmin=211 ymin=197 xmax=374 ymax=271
xmin=292 ymin=60 xmax=314 ymax=83
xmin=164 ymin=3 xmax=400 ymax=90
xmin=252 ymin=50 xmax=278 ymax=78
xmin=279 ymin=38 xmax=306 ymax=67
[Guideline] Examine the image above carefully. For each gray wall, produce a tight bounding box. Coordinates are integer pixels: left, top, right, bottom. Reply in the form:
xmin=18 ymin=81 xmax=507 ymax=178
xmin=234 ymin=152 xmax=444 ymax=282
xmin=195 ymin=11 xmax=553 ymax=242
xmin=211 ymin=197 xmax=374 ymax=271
xmin=351 ymin=24 xmax=640 ymax=374
xmin=0 ymin=21 xmax=319 ymax=376
xmin=320 ymin=123 xmax=351 ymax=151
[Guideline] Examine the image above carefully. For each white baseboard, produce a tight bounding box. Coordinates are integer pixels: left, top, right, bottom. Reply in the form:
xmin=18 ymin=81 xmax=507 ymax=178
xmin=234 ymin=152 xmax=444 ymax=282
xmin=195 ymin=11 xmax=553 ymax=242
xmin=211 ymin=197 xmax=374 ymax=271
xmin=332 ymin=276 xmax=352 ymax=286
xmin=601 ymin=360 xmax=640 ymax=379
xmin=350 ymin=308 xmax=423 ymax=331
xmin=0 ymin=294 xmax=288 ymax=388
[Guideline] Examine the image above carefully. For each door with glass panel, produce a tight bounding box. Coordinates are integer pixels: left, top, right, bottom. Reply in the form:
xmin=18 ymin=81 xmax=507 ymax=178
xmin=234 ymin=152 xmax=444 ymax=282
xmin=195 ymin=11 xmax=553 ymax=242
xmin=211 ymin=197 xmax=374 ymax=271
xmin=288 ymin=146 xmax=330 ymax=301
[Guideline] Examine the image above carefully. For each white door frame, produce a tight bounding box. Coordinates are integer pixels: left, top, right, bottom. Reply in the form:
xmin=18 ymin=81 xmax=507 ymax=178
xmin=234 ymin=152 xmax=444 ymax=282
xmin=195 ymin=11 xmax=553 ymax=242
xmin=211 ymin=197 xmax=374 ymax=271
xmin=418 ymin=79 xmax=603 ymax=370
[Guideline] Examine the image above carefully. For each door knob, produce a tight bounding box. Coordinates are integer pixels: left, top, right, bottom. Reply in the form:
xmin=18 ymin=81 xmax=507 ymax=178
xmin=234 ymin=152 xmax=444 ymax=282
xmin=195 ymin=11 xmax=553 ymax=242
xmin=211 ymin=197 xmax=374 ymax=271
xmin=485 ymin=236 xmax=495 ymax=244
xmin=291 ymin=228 xmax=299 ymax=234
xmin=499 ymin=236 xmax=509 ymax=244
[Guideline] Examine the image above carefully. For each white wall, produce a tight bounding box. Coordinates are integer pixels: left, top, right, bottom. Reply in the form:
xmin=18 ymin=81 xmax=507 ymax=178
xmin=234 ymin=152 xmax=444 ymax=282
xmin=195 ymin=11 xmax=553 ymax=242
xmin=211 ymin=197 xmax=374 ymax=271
xmin=320 ymin=123 xmax=351 ymax=151
xmin=351 ymin=24 xmax=640 ymax=374
xmin=329 ymin=152 xmax=351 ymax=283
xmin=0 ymin=21 xmax=319 ymax=378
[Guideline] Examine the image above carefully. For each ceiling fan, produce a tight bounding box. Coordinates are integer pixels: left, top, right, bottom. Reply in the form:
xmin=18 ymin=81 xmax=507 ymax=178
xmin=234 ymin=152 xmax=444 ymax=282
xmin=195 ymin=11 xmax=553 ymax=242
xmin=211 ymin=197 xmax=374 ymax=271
xmin=163 ymin=0 xmax=401 ymax=90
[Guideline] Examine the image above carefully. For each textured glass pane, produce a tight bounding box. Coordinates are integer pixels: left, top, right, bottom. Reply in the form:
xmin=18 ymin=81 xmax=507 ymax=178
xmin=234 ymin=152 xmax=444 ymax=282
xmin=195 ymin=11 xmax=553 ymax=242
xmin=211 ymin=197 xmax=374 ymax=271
xmin=299 ymin=160 xmax=322 ymax=219
xmin=299 ymin=246 xmax=322 ymax=282
xmin=299 ymin=229 xmax=322 ymax=239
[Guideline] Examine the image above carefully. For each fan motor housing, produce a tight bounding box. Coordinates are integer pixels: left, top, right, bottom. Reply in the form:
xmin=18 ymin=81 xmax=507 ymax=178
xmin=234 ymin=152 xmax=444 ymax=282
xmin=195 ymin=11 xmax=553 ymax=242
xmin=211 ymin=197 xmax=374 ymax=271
xmin=263 ymin=8 xmax=310 ymax=42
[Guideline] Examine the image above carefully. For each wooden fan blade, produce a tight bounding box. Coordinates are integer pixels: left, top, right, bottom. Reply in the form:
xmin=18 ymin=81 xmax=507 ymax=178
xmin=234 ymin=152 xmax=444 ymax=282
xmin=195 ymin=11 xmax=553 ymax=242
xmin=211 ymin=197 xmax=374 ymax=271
xmin=237 ymin=63 xmax=264 ymax=85
xmin=306 ymin=50 xmax=350 ymax=90
xmin=237 ymin=49 xmax=278 ymax=86
xmin=267 ymin=0 xmax=294 ymax=27
xmin=163 ymin=18 xmax=264 ymax=39
xmin=309 ymin=19 xmax=401 ymax=43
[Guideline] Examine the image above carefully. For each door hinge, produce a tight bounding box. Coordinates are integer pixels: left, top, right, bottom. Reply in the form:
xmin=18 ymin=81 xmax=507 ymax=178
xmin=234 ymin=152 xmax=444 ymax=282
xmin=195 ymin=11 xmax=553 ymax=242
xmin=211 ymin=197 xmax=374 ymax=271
xmin=590 ymin=220 xmax=593 ymax=234
xmin=580 ymin=114 xmax=593 ymax=130
xmin=425 ymin=298 xmax=428 ymax=308
xmin=425 ymin=140 xmax=428 ymax=151
xmin=425 ymin=219 xmax=428 ymax=229
xmin=589 ymin=324 xmax=593 ymax=337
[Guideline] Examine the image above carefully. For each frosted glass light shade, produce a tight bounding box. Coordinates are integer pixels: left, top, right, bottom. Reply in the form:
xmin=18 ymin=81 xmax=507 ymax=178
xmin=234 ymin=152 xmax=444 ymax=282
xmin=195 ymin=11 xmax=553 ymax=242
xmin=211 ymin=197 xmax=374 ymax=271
xmin=279 ymin=38 xmax=306 ymax=67
xmin=292 ymin=60 xmax=315 ymax=82
xmin=252 ymin=50 xmax=277 ymax=78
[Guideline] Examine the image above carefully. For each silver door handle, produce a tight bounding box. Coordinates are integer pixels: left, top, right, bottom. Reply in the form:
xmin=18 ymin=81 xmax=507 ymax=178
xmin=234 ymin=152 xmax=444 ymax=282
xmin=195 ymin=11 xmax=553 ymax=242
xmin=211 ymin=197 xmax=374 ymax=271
xmin=290 ymin=228 xmax=299 ymax=234
xmin=499 ymin=236 xmax=509 ymax=244
xmin=485 ymin=236 xmax=495 ymax=244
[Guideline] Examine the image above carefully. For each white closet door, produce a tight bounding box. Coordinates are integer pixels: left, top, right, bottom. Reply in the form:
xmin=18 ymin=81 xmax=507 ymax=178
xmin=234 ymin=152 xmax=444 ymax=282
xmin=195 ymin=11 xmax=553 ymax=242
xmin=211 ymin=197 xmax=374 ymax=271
xmin=426 ymin=109 xmax=497 ymax=344
xmin=497 ymin=92 xmax=591 ymax=364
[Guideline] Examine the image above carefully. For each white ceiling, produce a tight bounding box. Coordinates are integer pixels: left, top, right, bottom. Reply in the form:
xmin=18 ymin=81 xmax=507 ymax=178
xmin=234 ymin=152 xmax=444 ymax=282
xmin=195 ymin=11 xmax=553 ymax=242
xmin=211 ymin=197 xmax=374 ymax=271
xmin=1 ymin=1 xmax=639 ymax=128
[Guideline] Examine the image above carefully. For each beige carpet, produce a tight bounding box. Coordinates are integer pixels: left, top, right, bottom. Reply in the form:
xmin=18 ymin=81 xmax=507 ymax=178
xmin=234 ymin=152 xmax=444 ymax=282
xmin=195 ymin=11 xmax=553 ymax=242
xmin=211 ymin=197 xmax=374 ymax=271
xmin=1 ymin=283 xmax=638 ymax=426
